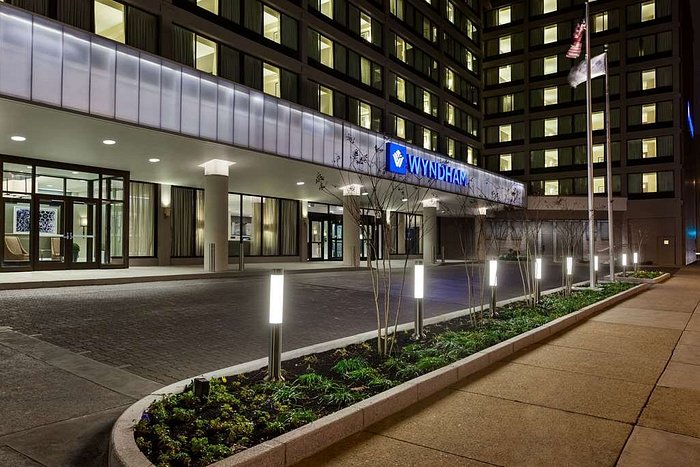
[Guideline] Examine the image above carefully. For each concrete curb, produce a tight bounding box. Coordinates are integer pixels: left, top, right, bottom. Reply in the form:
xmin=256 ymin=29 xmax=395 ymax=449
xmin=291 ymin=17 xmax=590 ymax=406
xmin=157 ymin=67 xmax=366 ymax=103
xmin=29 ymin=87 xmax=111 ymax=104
xmin=109 ymin=283 xmax=649 ymax=467
xmin=616 ymin=272 xmax=671 ymax=284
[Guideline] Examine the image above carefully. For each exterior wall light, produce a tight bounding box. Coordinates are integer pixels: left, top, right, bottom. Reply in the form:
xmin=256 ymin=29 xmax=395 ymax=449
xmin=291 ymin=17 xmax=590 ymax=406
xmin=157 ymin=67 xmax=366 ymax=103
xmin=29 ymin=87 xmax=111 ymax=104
xmin=534 ymin=257 xmax=542 ymax=304
xmin=489 ymin=259 xmax=498 ymax=314
xmin=413 ymin=261 xmax=425 ymax=340
xmin=267 ymin=269 xmax=284 ymax=381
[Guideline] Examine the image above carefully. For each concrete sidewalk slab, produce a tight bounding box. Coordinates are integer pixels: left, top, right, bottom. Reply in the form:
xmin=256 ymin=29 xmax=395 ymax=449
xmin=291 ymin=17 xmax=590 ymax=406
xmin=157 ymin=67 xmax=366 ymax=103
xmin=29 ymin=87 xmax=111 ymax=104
xmin=507 ymin=343 xmax=668 ymax=385
xmin=0 ymin=447 xmax=41 ymax=467
xmin=365 ymin=391 xmax=631 ymax=467
xmin=672 ymin=344 xmax=700 ymax=365
xmin=678 ymin=330 xmax=700 ymax=347
xmin=639 ymin=387 xmax=700 ymax=439
xmin=687 ymin=313 xmax=700 ymax=331
xmin=618 ymin=426 xmax=700 ymax=466
xmin=611 ymin=294 xmax=699 ymax=313
xmin=454 ymin=361 xmax=652 ymax=423
xmin=591 ymin=306 xmax=691 ymax=330
xmin=657 ymin=362 xmax=700 ymax=390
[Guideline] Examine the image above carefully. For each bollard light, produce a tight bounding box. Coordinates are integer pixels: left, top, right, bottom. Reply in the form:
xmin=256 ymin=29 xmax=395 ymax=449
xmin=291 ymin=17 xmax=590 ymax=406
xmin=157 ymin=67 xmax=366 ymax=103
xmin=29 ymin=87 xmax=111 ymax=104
xmin=633 ymin=252 xmax=639 ymax=272
xmin=534 ymin=257 xmax=542 ymax=304
xmin=594 ymin=255 xmax=599 ymax=284
xmin=565 ymin=257 xmax=573 ymax=296
xmin=489 ymin=260 xmax=498 ymax=315
xmin=622 ymin=253 xmax=628 ymax=278
xmin=267 ymin=269 xmax=284 ymax=381
xmin=413 ymin=261 xmax=425 ymax=340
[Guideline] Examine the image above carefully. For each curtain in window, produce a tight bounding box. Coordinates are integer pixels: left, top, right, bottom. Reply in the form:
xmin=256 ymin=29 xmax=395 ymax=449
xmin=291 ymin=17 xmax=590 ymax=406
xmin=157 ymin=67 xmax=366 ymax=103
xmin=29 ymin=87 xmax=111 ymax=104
xmin=172 ymin=26 xmax=195 ymax=67
xmin=658 ymin=171 xmax=674 ymax=193
xmin=262 ymin=198 xmax=278 ymax=255
xmin=658 ymin=102 xmax=673 ymax=122
xmin=333 ymin=43 xmax=347 ymax=74
xmin=220 ymin=45 xmax=241 ymax=83
xmin=127 ymin=7 xmax=158 ymax=54
xmin=129 ymin=182 xmax=155 ymax=257
xmin=195 ymin=190 xmax=205 ymax=256
xmin=57 ymin=0 xmax=92 ymax=31
xmin=280 ymin=200 xmax=297 ymax=255
xmin=627 ymin=140 xmax=642 ymax=160
xmin=171 ymin=187 xmax=194 ymax=257
xmin=7 ymin=0 xmax=49 ymax=15
xmin=628 ymin=174 xmax=642 ymax=193
xmin=658 ymin=136 xmax=673 ymax=157
xmin=628 ymin=107 xmax=642 ymax=126
xmin=657 ymin=32 xmax=672 ymax=52
xmin=221 ymin=0 xmax=241 ymax=24
xmin=280 ymin=69 xmax=297 ymax=102
xmin=243 ymin=55 xmax=262 ymax=90
xmin=243 ymin=0 xmax=262 ymax=34
xmin=280 ymin=15 xmax=298 ymax=51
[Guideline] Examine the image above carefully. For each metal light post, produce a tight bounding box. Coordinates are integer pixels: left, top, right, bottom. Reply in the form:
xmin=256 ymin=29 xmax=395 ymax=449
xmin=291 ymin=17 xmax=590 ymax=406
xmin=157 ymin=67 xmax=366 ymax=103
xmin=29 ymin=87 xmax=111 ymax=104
xmin=489 ymin=259 xmax=498 ymax=314
xmin=534 ymin=257 xmax=543 ymax=304
xmin=604 ymin=44 xmax=615 ymax=283
xmin=584 ymin=0 xmax=596 ymax=289
xmin=266 ymin=269 xmax=284 ymax=381
xmin=413 ymin=261 xmax=426 ymax=340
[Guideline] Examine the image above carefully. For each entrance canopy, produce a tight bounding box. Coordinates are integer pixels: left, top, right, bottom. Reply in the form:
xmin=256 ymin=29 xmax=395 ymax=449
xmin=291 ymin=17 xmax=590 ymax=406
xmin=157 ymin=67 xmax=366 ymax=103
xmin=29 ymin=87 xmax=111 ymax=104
xmin=0 ymin=3 xmax=524 ymax=211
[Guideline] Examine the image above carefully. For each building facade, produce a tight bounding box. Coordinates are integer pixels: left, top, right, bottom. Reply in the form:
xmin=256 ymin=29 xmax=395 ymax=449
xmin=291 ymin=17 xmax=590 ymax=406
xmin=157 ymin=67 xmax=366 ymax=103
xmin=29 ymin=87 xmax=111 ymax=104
xmin=482 ymin=0 xmax=697 ymax=266
xmin=0 ymin=0 xmax=523 ymax=272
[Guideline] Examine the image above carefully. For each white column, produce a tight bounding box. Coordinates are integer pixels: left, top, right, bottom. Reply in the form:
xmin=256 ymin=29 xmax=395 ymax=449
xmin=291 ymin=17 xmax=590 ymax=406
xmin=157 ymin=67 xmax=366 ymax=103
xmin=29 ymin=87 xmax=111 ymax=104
xmin=200 ymin=159 xmax=233 ymax=272
xmin=342 ymin=185 xmax=361 ymax=267
xmin=422 ymin=199 xmax=438 ymax=264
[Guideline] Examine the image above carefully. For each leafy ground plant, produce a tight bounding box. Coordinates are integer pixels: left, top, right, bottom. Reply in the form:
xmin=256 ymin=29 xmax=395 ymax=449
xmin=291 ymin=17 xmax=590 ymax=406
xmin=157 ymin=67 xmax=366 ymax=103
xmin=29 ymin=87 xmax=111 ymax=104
xmin=625 ymin=270 xmax=663 ymax=279
xmin=134 ymin=282 xmax=634 ymax=467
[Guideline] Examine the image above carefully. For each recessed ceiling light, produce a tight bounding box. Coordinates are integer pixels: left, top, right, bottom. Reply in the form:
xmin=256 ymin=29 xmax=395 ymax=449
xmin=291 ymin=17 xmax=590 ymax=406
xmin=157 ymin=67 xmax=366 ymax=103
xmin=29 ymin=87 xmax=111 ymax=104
xmin=361 ymin=192 xmax=369 ymax=196
xmin=401 ymin=198 xmax=408 ymax=202
xmin=71 ymin=171 xmax=79 ymax=175
xmin=296 ymin=181 xmax=305 ymax=186
xmin=148 ymin=158 xmax=161 ymax=163
xmin=102 ymin=139 xmax=116 ymax=145
xmin=11 ymin=136 xmax=26 ymax=142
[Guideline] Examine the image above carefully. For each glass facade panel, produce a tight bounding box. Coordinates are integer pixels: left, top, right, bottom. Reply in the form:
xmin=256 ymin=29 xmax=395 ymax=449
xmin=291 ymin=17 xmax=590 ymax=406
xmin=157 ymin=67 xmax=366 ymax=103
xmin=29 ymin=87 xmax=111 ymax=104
xmin=129 ymin=182 xmax=154 ymax=257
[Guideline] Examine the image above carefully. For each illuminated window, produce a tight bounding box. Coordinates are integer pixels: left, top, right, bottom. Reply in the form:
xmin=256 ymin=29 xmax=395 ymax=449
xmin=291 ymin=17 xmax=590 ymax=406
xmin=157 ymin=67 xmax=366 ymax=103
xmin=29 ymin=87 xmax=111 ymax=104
xmin=196 ymin=35 xmax=217 ymax=75
xmin=320 ymin=0 xmax=333 ymax=19
xmin=423 ymin=128 xmax=436 ymax=151
xmin=543 ymin=25 xmax=558 ymax=44
xmin=642 ymin=172 xmax=657 ymax=192
xmin=498 ymin=64 xmax=512 ymax=83
xmin=95 ymin=0 xmax=125 ymax=43
xmin=592 ymin=111 xmax=604 ymax=130
xmin=592 ymin=144 xmax=605 ymax=163
xmin=642 ymin=70 xmax=656 ymax=90
xmin=358 ymin=101 xmax=371 ymax=129
xmin=447 ymin=137 xmax=455 ymax=158
xmin=423 ymin=91 xmax=434 ymax=116
xmin=544 ymin=86 xmax=558 ymax=106
xmin=466 ymin=50 xmax=475 ymax=72
xmin=446 ymin=103 xmax=456 ymax=125
xmin=498 ymin=6 xmax=511 ymax=25
xmin=593 ymin=177 xmax=605 ymax=193
xmin=360 ymin=57 xmax=372 ymax=86
xmin=502 ymin=94 xmax=514 ymax=112
xmin=319 ymin=34 xmax=333 ymax=68
xmin=445 ymin=68 xmax=456 ymax=92
xmin=499 ymin=124 xmax=512 ymax=142
xmin=641 ymin=103 xmax=656 ymax=124
xmin=395 ymin=76 xmax=406 ymax=102
xmin=641 ymin=1 xmax=655 ymax=22
xmin=196 ymin=0 xmax=218 ymax=14
xmin=499 ymin=154 xmax=512 ymax=171
xmin=642 ymin=138 xmax=657 ymax=158
xmin=594 ymin=12 xmax=609 ymax=32
xmin=390 ymin=0 xmax=404 ymax=19
xmin=467 ymin=146 xmax=475 ymax=165
xmin=544 ymin=180 xmax=559 ymax=196
xmin=447 ymin=2 xmax=455 ymax=23
xmin=543 ymin=0 xmax=557 ymax=14
xmin=262 ymin=63 xmax=280 ymax=97
xmin=261 ymin=6 xmax=281 ymax=43
xmin=499 ymin=36 xmax=512 ymax=54
xmin=544 ymin=149 xmax=558 ymax=167
xmin=395 ymin=36 xmax=411 ymax=63
xmin=543 ymin=55 xmax=558 ymax=75
xmin=395 ymin=115 xmax=406 ymax=138
xmin=319 ymin=85 xmax=333 ymax=116
xmin=544 ymin=118 xmax=558 ymax=136
xmin=360 ymin=12 xmax=372 ymax=43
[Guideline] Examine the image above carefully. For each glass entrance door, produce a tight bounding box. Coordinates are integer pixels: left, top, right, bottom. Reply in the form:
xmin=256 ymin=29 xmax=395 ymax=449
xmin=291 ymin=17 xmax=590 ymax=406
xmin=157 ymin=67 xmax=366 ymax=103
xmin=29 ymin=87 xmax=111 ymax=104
xmin=329 ymin=220 xmax=343 ymax=260
xmin=309 ymin=219 xmax=325 ymax=260
xmin=34 ymin=198 xmax=66 ymax=269
xmin=308 ymin=214 xmax=343 ymax=261
xmin=71 ymin=200 xmax=98 ymax=267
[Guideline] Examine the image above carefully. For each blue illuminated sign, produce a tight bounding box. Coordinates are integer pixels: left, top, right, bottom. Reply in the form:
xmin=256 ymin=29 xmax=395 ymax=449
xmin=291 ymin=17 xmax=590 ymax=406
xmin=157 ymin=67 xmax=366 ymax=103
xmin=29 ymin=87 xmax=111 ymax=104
xmin=687 ymin=101 xmax=695 ymax=139
xmin=386 ymin=143 xmax=469 ymax=187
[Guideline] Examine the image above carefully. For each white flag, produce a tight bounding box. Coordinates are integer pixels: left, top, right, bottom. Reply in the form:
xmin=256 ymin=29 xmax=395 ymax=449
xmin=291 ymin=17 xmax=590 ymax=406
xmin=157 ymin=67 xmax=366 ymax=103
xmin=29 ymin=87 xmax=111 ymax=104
xmin=568 ymin=53 xmax=606 ymax=88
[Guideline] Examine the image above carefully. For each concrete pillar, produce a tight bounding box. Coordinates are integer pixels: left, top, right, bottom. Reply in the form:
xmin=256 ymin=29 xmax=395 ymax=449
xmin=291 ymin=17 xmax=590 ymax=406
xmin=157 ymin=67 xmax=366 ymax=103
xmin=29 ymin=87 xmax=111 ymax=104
xmin=342 ymin=186 xmax=361 ymax=267
xmin=201 ymin=159 xmax=233 ymax=272
xmin=423 ymin=206 xmax=437 ymax=264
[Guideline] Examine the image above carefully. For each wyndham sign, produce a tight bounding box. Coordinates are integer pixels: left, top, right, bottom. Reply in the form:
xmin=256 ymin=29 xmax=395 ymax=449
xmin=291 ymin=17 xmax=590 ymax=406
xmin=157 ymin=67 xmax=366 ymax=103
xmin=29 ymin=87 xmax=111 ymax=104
xmin=386 ymin=142 xmax=469 ymax=187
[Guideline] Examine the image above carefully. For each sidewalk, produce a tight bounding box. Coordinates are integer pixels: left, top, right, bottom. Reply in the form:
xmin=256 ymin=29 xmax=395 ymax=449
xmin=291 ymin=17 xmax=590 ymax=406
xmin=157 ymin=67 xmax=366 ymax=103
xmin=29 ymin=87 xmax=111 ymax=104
xmin=300 ymin=263 xmax=700 ymax=466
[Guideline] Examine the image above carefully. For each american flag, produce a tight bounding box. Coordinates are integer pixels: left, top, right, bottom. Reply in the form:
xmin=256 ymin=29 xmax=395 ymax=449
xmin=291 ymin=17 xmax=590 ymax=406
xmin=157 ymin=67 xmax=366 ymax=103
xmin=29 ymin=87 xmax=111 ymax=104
xmin=566 ymin=21 xmax=587 ymax=59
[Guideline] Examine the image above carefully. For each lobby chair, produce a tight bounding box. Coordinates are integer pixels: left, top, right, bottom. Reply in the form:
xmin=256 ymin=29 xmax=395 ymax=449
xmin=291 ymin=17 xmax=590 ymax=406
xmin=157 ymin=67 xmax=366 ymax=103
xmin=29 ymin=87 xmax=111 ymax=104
xmin=4 ymin=235 xmax=29 ymax=261
xmin=50 ymin=237 xmax=63 ymax=261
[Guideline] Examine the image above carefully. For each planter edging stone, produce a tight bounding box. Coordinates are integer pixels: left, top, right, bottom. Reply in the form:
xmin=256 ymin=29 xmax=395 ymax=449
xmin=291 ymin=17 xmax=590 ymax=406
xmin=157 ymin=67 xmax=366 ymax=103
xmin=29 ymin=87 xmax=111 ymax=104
xmin=109 ymin=282 xmax=649 ymax=467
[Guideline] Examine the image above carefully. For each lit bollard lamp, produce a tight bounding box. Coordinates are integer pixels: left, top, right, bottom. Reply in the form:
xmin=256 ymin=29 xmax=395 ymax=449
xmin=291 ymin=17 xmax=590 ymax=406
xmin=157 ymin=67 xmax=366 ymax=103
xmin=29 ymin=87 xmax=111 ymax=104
xmin=633 ymin=252 xmax=639 ymax=273
xmin=594 ymin=255 xmax=599 ymax=284
xmin=534 ymin=257 xmax=543 ymax=304
xmin=489 ymin=259 xmax=498 ymax=315
xmin=412 ymin=261 xmax=426 ymax=340
xmin=266 ymin=269 xmax=284 ymax=381
xmin=566 ymin=256 xmax=573 ymax=296
xmin=622 ymin=253 xmax=628 ymax=278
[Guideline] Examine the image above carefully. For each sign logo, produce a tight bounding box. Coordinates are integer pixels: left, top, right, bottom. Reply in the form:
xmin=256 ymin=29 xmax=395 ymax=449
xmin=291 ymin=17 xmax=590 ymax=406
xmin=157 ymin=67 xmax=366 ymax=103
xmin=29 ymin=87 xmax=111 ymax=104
xmin=385 ymin=142 xmax=469 ymax=187
xmin=386 ymin=143 xmax=407 ymax=174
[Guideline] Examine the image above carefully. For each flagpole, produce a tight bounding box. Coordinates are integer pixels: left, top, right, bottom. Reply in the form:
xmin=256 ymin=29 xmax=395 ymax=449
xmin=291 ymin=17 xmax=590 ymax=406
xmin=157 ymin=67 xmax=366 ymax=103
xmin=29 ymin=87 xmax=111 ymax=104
xmin=604 ymin=44 xmax=615 ymax=282
xmin=585 ymin=0 xmax=596 ymax=288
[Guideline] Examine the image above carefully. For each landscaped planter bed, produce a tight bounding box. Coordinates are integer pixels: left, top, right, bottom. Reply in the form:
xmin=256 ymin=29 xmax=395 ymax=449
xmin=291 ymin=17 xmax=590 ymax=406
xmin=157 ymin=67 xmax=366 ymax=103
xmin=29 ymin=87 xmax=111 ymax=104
xmin=616 ymin=270 xmax=669 ymax=283
xmin=131 ymin=282 xmax=635 ymax=467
